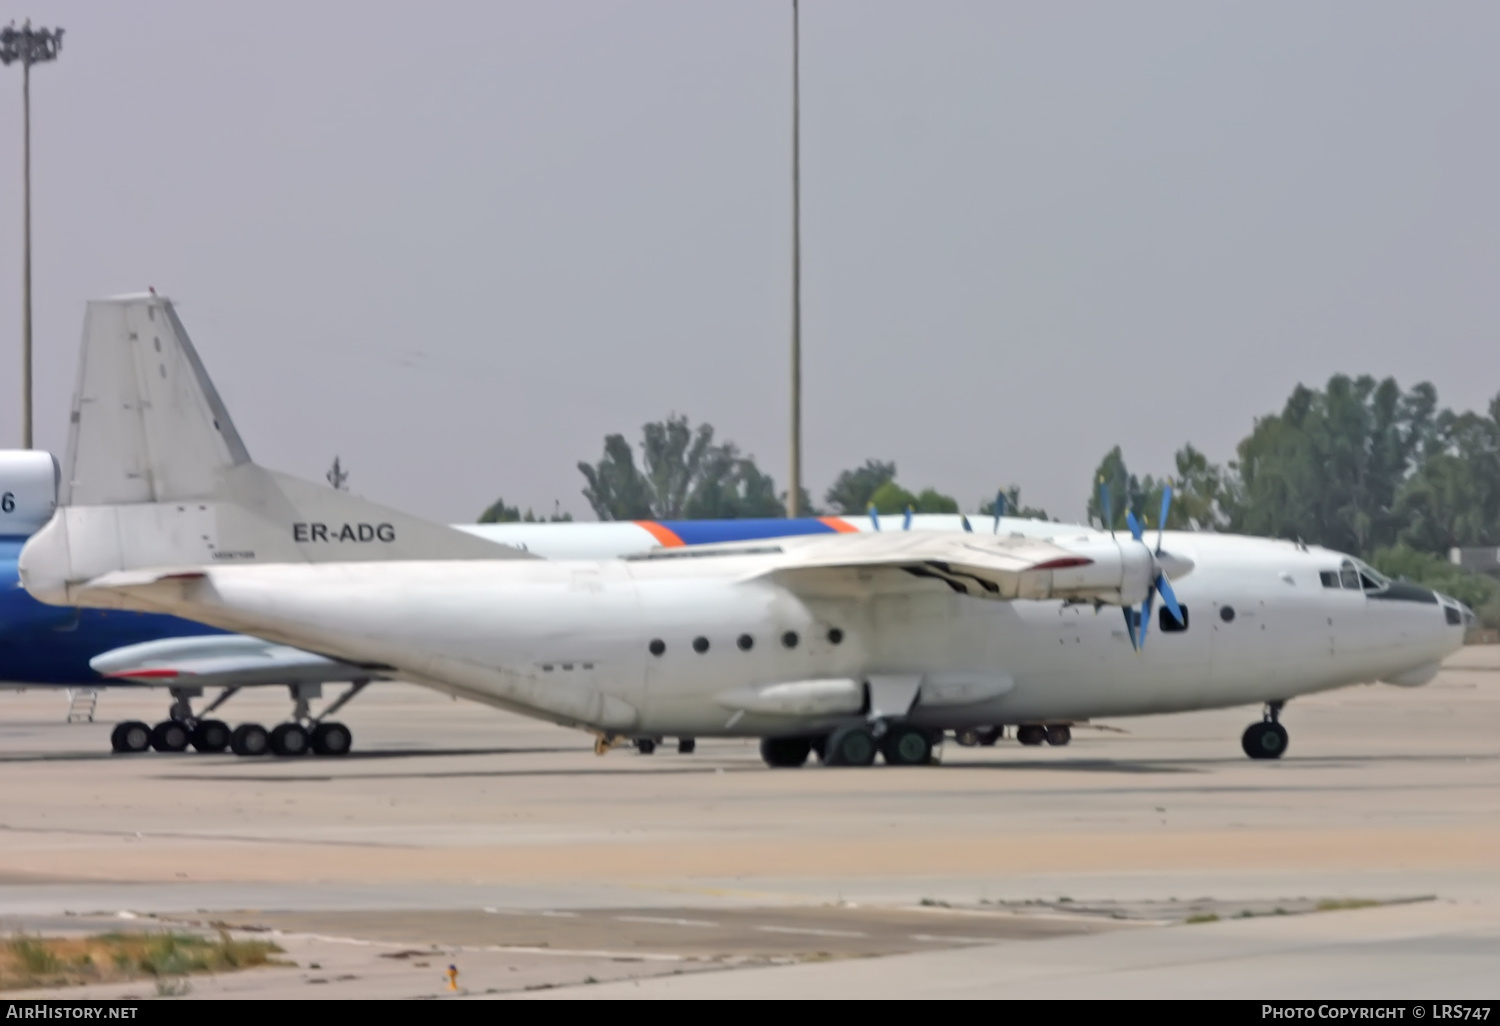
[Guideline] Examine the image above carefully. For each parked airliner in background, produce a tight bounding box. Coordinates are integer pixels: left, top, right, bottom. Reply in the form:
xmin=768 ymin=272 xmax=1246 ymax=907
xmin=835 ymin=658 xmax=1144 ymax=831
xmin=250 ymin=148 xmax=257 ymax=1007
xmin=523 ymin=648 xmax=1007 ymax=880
xmin=15 ymin=293 xmax=1473 ymax=770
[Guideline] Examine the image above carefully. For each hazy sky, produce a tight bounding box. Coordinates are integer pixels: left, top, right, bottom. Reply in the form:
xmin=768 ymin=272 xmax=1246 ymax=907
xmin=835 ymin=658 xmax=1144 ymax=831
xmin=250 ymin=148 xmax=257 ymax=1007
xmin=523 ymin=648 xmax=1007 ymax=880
xmin=1 ymin=1 xmax=1497 ymax=523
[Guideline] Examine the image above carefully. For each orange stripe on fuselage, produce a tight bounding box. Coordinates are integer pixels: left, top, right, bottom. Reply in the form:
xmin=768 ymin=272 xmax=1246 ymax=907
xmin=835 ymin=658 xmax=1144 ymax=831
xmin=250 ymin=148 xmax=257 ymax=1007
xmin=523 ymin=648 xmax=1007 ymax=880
xmin=636 ymin=521 xmax=686 ymax=547
xmin=818 ymin=516 xmax=860 ymax=533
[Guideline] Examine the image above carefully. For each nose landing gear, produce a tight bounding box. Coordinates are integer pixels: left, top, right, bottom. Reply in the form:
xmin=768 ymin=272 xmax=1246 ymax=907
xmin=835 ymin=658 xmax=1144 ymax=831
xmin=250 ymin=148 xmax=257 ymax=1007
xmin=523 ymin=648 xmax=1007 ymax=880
xmin=1242 ymin=701 xmax=1289 ymax=760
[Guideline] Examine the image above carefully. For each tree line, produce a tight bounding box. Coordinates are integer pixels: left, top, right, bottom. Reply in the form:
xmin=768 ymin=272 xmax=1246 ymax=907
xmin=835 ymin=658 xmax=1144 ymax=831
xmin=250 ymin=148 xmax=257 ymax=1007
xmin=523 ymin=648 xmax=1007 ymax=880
xmin=479 ymin=375 xmax=1500 ymax=624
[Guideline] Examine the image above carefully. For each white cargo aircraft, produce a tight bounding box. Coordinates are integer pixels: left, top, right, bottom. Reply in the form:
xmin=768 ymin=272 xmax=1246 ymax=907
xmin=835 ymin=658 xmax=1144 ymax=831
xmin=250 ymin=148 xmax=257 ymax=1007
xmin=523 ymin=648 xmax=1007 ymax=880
xmin=19 ymin=294 xmax=1472 ymax=768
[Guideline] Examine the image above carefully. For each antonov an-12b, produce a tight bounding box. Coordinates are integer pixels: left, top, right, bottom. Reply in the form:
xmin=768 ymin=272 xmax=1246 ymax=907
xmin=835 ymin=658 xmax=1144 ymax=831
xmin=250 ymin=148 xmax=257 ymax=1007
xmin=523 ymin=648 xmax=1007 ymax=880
xmin=19 ymin=294 xmax=1471 ymax=768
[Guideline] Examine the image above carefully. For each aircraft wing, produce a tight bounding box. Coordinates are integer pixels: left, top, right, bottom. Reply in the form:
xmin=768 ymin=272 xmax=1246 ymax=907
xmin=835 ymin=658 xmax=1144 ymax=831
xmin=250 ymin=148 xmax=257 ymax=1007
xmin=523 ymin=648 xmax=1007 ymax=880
xmin=726 ymin=530 xmax=1176 ymax=606
xmin=90 ymin=634 xmax=382 ymax=687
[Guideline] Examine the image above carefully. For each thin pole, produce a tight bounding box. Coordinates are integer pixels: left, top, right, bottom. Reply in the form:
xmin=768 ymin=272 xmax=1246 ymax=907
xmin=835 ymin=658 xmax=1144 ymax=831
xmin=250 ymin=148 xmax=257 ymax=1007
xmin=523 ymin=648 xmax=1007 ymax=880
xmin=788 ymin=0 xmax=802 ymax=517
xmin=21 ymin=58 xmax=30 ymax=449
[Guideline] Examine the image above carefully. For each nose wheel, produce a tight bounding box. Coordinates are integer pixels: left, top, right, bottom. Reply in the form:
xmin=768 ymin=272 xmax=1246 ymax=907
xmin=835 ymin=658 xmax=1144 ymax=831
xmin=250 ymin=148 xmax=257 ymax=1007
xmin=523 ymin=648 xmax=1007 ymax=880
xmin=1242 ymin=702 xmax=1289 ymax=759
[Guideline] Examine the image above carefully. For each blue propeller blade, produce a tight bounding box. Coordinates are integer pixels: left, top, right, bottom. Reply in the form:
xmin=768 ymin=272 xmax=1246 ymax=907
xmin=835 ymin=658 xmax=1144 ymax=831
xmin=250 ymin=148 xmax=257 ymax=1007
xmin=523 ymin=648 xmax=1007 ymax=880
xmin=993 ymin=490 xmax=1006 ymax=533
xmin=1125 ymin=509 xmax=1143 ymax=542
xmin=961 ymin=514 xmax=973 ymax=533
xmin=1157 ymin=484 xmax=1172 ymax=553
xmin=1156 ymin=572 xmax=1185 ymax=625
xmin=903 ymin=506 xmax=913 ymax=531
xmin=1138 ymin=592 xmax=1153 ymax=648
xmin=1121 ymin=607 xmax=1137 ymax=651
xmin=868 ymin=503 xmax=880 ymax=531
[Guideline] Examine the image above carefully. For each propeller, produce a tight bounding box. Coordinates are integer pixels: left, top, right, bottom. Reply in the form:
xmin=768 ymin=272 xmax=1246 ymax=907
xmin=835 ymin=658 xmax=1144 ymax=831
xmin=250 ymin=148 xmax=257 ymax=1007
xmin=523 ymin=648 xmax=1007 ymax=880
xmin=1125 ymin=484 xmax=1185 ymax=650
xmin=868 ymin=503 xmax=880 ymax=532
xmin=992 ymin=490 xmax=1006 ymax=534
xmin=903 ymin=505 xmax=913 ymax=531
xmin=961 ymin=514 xmax=973 ymax=533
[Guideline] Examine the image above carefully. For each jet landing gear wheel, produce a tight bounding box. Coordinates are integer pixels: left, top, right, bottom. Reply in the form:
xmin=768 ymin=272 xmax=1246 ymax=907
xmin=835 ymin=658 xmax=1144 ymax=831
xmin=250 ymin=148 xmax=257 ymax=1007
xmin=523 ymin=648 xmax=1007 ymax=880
xmin=230 ymin=723 xmax=270 ymax=757
xmin=822 ymin=726 xmax=878 ymax=767
xmin=633 ymin=738 xmax=657 ymax=755
xmin=110 ymin=721 xmax=151 ymax=754
xmin=880 ymin=725 xmax=932 ymax=766
xmin=1242 ymin=721 xmax=1289 ymax=760
xmin=1016 ymin=724 xmax=1047 ymax=746
xmin=760 ymin=736 xmax=813 ymax=768
xmin=190 ymin=720 xmax=230 ymax=754
xmin=1045 ymin=725 xmax=1072 ymax=747
xmin=677 ymin=738 xmax=696 ymax=754
xmin=310 ymin=722 xmax=352 ymax=756
xmin=150 ymin=720 xmax=190 ymax=753
xmin=269 ymin=723 xmax=311 ymax=757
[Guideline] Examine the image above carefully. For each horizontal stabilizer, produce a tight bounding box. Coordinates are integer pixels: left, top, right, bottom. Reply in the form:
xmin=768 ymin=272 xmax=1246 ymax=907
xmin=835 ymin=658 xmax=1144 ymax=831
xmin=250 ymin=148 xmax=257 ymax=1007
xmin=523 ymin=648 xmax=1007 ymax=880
xmin=91 ymin=634 xmax=375 ymax=687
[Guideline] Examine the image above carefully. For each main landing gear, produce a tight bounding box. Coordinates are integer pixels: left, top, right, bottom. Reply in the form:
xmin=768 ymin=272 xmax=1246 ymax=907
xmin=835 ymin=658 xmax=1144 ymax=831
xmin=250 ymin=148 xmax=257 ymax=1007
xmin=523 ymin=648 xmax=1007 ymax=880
xmin=108 ymin=682 xmax=367 ymax=757
xmin=630 ymin=736 xmax=697 ymax=755
xmin=759 ymin=722 xmax=941 ymax=769
xmin=955 ymin=724 xmax=1071 ymax=748
xmin=1242 ymin=701 xmax=1289 ymax=760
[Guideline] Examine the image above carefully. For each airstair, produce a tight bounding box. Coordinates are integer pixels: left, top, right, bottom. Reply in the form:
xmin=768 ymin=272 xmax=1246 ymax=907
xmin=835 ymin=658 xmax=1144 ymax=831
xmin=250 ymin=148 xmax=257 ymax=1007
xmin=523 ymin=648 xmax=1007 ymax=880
xmin=65 ymin=689 xmax=98 ymax=723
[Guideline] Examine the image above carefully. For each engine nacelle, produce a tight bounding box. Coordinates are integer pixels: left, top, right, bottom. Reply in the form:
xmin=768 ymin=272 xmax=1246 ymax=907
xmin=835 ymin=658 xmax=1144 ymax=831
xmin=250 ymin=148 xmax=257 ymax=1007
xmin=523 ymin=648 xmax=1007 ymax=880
xmin=0 ymin=450 xmax=59 ymax=538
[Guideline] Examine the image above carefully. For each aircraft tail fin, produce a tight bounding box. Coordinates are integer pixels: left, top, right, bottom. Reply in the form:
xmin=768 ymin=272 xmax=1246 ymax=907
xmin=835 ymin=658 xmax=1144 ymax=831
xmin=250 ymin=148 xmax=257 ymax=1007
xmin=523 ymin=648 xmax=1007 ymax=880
xmin=23 ymin=292 xmax=529 ymax=604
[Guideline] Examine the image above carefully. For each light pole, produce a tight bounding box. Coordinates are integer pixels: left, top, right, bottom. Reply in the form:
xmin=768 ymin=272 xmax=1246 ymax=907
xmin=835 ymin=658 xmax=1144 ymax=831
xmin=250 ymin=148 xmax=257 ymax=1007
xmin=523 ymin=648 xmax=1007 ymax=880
xmin=1 ymin=20 xmax=64 ymax=450
xmin=788 ymin=0 xmax=803 ymax=517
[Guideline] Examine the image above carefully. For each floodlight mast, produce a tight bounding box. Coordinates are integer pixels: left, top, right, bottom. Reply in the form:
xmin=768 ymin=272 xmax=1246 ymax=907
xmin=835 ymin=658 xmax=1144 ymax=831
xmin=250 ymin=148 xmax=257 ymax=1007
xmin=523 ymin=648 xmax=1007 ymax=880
xmin=1 ymin=20 xmax=65 ymax=450
xmin=787 ymin=0 xmax=802 ymax=517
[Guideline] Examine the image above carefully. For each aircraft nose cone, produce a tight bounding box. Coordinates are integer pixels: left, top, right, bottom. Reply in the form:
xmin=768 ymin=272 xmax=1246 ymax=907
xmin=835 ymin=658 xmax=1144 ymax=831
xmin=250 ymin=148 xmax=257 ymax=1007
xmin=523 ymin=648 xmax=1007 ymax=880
xmin=1157 ymin=550 xmax=1195 ymax=580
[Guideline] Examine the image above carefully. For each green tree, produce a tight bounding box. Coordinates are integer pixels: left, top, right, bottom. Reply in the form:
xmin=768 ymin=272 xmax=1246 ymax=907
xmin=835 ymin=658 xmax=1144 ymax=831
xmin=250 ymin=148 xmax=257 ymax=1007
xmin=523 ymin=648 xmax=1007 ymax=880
xmin=578 ymin=415 xmax=787 ymax=520
xmin=824 ymin=459 xmax=897 ymax=515
xmin=1231 ymin=375 xmax=1437 ymax=553
xmin=867 ymin=480 xmax=918 ymax=515
xmin=478 ymin=498 xmax=573 ymax=523
xmin=979 ymin=486 xmax=1051 ymax=522
xmin=1393 ymin=395 xmax=1500 ymax=552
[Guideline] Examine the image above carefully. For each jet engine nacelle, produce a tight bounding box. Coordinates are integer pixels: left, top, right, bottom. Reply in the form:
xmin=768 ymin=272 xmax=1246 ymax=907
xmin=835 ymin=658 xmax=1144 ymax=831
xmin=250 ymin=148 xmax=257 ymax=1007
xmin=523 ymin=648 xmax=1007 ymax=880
xmin=0 ymin=450 xmax=59 ymax=538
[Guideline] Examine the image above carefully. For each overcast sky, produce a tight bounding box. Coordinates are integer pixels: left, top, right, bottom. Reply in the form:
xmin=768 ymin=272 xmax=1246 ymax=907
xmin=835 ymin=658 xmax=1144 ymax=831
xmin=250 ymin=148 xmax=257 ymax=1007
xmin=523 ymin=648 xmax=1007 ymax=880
xmin=1 ymin=1 xmax=1496 ymax=523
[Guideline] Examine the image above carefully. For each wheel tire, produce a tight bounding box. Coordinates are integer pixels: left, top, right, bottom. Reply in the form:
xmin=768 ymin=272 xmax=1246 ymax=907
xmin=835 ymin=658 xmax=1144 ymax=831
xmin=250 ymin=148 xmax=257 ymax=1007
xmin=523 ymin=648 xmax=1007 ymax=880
xmin=759 ymin=736 xmax=812 ymax=768
xmin=955 ymin=728 xmax=980 ymax=747
xmin=310 ymin=721 xmax=353 ymax=756
xmin=1044 ymin=725 xmax=1072 ymax=747
xmin=111 ymin=721 xmax=151 ymax=754
xmin=1242 ymin=721 xmax=1288 ymax=760
xmin=634 ymin=737 xmax=656 ymax=755
xmin=190 ymin=719 xmax=230 ymax=753
xmin=230 ymin=723 xmax=270 ymax=757
xmin=880 ymin=725 xmax=933 ymax=766
xmin=823 ymin=726 xmax=878 ymax=767
xmin=677 ymin=738 xmax=696 ymax=754
xmin=1016 ymin=724 xmax=1047 ymax=746
xmin=977 ymin=727 xmax=1003 ymax=747
xmin=269 ymin=723 xmax=310 ymax=757
xmin=150 ymin=720 xmax=190 ymax=753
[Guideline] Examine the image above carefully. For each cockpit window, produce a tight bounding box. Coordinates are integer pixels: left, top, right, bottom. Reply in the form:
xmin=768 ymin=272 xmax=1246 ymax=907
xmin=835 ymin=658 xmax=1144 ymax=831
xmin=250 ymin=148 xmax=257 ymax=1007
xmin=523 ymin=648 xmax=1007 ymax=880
xmin=1320 ymin=571 xmax=1340 ymax=588
xmin=1339 ymin=567 xmax=1361 ymax=589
